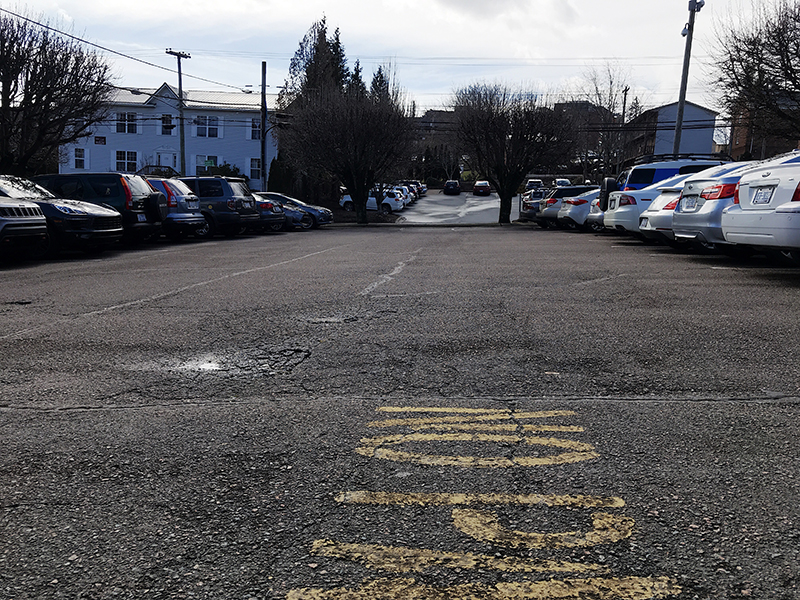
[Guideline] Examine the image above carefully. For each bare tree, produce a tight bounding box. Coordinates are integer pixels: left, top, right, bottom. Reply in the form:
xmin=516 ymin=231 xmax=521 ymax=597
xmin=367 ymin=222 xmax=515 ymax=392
xmin=711 ymin=0 xmax=800 ymax=142
xmin=280 ymin=62 xmax=415 ymax=224
xmin=0 ymin=10 xmax=113 ymax=175
xmin=452 ymin=84 xmax=575 ymax=224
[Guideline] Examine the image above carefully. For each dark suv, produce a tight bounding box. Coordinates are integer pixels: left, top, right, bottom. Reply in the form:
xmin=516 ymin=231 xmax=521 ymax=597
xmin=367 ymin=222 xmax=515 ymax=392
xmin=178 ymin=177 xmax=260 ymax=238
xmin=32 ymin=173 xmax=165 ymax=240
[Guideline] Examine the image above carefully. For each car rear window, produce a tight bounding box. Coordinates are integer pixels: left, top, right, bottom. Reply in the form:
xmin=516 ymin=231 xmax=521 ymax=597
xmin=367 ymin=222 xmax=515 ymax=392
xmin=198 ymin=180 xmax=224 ymax=197
xmin=89 ymin=175 xmax=123 ymax=198
xmin=627 ymin=168 xmax=656 ymax=186
xmin=229 ymin=182 xmax=252 ymax=197
xmin=678 ymin=164 xmax=720 ymax=175
xmin=167 ymin=180 xmax=194 ymax=196
xmin=125 ymin=175 xmax=154 ymax=196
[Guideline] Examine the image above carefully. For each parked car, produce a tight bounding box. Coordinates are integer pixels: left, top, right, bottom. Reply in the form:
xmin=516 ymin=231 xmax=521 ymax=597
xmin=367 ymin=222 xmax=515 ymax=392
xmin=0 ymin=187 xmax=48 ymax=256
xmin=400 ymin=180 xmax=426 ymax=196
xmin=613 ymin=154 xmax=730 ymax=192
xmin=554 ymin=178 xmax=572 ymax=187
xmin=637 ymin=185 xmax=685 ymax=245
xmin=250 ymin=192 xmax=288 ymax=232
xmin=671 ymin=161 xmax=760 ymax=251
xmin=604 ymin=173 xmax=692 ymax=235
xmin=473 ymin=181 xmax=492 ymax=196
xmin=33 ymin=172 xmax=165 ymax=241
xmin=721 ymin=156 xmax=800 ymax=257
xmin=443 ymin=180 xmax=462 ymax=195
xmin=145 ymin=177 xmax=207 ymax=240
xmin=584 ymin=197 xmax=605 ymax=232
xmin=556 ymin=189 xmax=601 ymax=231
xmin=178 ymin=176 xmax=260 ymax=238
xmin=0 ymin=175 xmax=122 ymax=255
xmin=521 ymin=185 xmax=598 ymax=226
xmin=259 ymin=192 xmax=332 ymax=228
xmin=340 ymin=189 xmax=404 ymax=214
xmin=525 ymin=179 xmax=544 ymax=191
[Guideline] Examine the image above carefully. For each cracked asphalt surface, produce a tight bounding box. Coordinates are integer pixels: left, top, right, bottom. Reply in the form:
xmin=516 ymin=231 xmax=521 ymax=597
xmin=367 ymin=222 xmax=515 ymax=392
xmin=1 ymin=225 xmax=799 ymax=599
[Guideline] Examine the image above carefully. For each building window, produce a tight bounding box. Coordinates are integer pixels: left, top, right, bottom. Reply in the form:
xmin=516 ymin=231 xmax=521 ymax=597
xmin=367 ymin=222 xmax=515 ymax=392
xmin=116 ymin=113 xmax=137 ymax=134
xmin=251 ymin=118 xmax=261 ymax=140
xmin=196 ymin=116 xmax=218 ymax=138
xmin=250 ymin=158 xmax=261 ymax=181
xmin=116 ymin=150 xmax=137 ymax=172
xmin=196 ymin=155 xmax=218 ymax=175
xmin=161 ymin=114 xmax=175 ymax=136
xmin=74 ymin=148 xmax=85 ymax=169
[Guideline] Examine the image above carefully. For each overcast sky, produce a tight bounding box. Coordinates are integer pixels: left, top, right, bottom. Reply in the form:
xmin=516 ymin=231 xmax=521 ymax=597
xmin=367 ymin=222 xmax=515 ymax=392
xmin=4 ymin=0 xmax=754 ymax=113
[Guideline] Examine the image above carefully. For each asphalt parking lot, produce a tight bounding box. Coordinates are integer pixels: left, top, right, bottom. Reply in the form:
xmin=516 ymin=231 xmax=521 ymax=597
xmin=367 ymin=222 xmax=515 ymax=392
xmin=1 ymin=225 xmax=798 ymax=599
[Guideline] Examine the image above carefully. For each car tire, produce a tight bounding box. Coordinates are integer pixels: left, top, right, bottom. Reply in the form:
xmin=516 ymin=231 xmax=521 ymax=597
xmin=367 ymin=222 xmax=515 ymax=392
xmin=589 ymin=222 xmax=605 ymax=233
xmin=381 ymin=203 xmax=392 ymax=215
xmin=146 ymin=193 xmax=169 ymax=222
xmin=269 ymin=221 xmax=285 ymax=232
xmin=298 ymin=214 xmax=314 ymax=229
xmin=343 ymin=201 xmax=355 ymax=212
xmin=310 ymin=216 xmax=320 ymax=229
xmin=194 ymin=215 xmax=215 ymax=239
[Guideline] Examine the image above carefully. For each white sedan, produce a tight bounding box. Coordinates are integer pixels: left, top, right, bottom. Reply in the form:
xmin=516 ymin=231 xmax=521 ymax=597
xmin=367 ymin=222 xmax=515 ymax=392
xmin=722 ymin=158 xmax=800 ymax=254
xmin=604 ymin=173 xmax=692 ymax=234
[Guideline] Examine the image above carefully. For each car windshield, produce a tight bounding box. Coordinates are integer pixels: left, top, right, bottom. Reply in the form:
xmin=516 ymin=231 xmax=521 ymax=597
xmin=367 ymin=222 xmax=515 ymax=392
xmin=0 ymin=176 xmax=54 ymax=199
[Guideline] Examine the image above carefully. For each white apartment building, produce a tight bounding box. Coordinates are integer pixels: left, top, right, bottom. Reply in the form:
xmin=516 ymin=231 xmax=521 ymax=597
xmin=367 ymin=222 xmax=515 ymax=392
xmin=60 ymin=83 xmax=279 ymax=191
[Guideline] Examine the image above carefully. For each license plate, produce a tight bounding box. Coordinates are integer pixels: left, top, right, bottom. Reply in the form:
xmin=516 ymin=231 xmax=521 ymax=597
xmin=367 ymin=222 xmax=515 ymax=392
xmin=753 ymin=186 xmax=775 ymax=205
xmin=682 ymin=196 xmax=697 ymax=211
xmin=137 ymin=213 xmax=147 ymax=222
xmin=639 ymin=217 xmax=649 ymax=228
xmin=531 ymin=202 xmax=540 ymax=212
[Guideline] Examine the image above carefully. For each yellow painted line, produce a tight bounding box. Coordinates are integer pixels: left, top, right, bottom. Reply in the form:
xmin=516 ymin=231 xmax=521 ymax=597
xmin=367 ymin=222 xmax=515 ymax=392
xmin=368 ymin=410 xmax=578 ymax=429
xmin=335 ymin=491 xmax=625 ymax=509
xmin=377 ymin=407 xmax=508 ymax=414
xmin=355 ymin=433 xmax=599 ymax=468
xmin=400 ymin=423 xmax=584 ymax=433
xmin=452 ymin=510 xmax=635 ymax=549
xmin=311 ymin=539 xmax=606 ymax=574
xmin=287 ymin=575 xmax=682 ymax=599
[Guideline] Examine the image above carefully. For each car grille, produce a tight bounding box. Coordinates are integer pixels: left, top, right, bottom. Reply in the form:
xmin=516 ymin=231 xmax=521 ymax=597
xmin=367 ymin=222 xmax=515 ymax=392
xmin=0 ymin=206 xmax=43 ymax=218
xmin=94 ymin=215 xmax=123 ymax=230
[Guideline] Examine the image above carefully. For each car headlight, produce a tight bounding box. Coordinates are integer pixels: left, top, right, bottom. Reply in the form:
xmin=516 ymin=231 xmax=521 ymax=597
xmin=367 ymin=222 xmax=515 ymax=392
xmin=54 ymin=204 xmax=88 ymax=215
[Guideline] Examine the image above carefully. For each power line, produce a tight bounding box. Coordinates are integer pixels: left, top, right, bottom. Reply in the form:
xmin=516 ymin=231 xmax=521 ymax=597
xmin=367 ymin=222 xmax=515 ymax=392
xmin=0 ymin=7 xmax=245 ymax=91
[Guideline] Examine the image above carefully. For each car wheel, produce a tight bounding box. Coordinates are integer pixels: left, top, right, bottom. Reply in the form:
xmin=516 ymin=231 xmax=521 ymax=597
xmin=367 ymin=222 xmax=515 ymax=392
xmin=299 ymin=214 xmax=314 ymax=229
xmin=194 ymin=215 xmax=215 ymax=239
xmin=343 ymin=201 xmax=355 ymax=212
xmin=42 ymin=226 xmax=61 ymax=257
xmin=269 ymin=221 xmax=285 ymax=232
xmin=310 ymin=216 xmax=320 ymax=229
xmin=589 ymin=222 xmax=605 ymax=233
xmin=381 ymin=203 xmax=392 ymax=215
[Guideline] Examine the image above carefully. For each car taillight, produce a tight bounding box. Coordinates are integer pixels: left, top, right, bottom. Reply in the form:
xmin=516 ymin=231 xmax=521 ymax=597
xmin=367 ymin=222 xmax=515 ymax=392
xmin=121 ymin=177 xmax=133 ymax=210
xmin=792 ymin=182 xmax=800 ymax=202
xmin=564 ymin=198 xmax=588 ymax=206
xmin=545 ymin=198 xmax=559 ymax=206
xmin=258 ymin=202 xmax=274 ymax=210
xmin=700 ymin=183 xmax=736 ymax=200
xmin=619 ymin=195 xmax=636 ymax=206
xmin=664 ymin=198 xmax=680 ymax=210
xmin=163 ymin=185 xmax=177 ymax=208
xmin=623 ymin=186 xmax=635 ymax=191
xmin=227 ymin=199 xmax=236 ymax=210
xmin=733 ymin=182 xmax=740 ymax=204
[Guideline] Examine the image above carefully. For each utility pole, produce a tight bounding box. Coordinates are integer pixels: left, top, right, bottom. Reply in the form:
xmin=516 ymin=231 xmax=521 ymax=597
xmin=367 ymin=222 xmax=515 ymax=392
xmin=261 ymin=61 xmax=267 ymax=192
xmin=673 ymin=0 xmax=705 ymax=155
xmin=166 ymin=48 xmax=191 ymax=175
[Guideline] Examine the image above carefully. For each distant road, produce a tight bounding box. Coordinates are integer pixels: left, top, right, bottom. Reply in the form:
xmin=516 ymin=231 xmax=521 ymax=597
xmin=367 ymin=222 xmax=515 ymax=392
xmin=397 ymin=190 xmax=520 ymax=224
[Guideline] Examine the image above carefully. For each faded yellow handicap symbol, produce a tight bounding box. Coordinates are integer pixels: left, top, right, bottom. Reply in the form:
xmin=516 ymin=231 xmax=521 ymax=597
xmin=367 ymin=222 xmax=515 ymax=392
xmin=355 ymin=407 xmax=599 ymax=467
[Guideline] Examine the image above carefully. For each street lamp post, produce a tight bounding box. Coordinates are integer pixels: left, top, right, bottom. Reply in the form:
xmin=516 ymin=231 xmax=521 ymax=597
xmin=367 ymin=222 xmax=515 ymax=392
xmin=673 ymin=0 xmax=705 ymax=155
xmin=166 ymin=48 xmax=190 ymax=175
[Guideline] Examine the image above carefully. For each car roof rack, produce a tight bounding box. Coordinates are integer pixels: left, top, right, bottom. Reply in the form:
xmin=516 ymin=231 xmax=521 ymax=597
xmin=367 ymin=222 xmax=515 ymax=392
xmin=632 ymin=152 xmax=733 ymax=165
